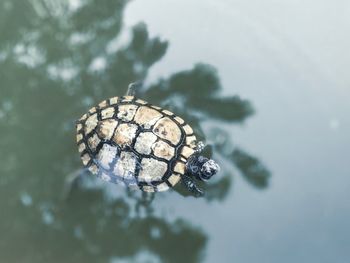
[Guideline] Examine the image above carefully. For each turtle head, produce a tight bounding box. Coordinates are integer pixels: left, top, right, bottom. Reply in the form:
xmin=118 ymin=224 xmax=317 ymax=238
xmin=187 ymin=155 xmax=220 ymax=181
xmin=199 ymin=159 xmax=220 ymax=180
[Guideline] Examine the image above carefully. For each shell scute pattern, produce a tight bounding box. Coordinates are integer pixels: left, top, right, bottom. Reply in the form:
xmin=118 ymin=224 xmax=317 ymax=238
xmin=88 ymin=134 xmax=100 ymax=152
xmin=97 ymin=119 xmax=118 ymax=140
xmin=138 ymin=158 xmax=168 ymax=183
xmin=134 ymin=106 xmax=162 ymax=129
xmin=134 ymin=132 xmax=157 ymax=155
xmin=117 ymin=104 xmax=138 ymax=122
xmin=84 ymin=113 xmax=98 ymax=135
xmin=113 ymin=123 xmax=138 ymax=147
xmin=152 ymin=140 xmax=175 ymax=161
xmin=101 ymin=107 xmax=115 ymax=119
xmin=76 ymin=96 xmax=198 ymax=192
xmin=152 ymin=117 xmax=182 ymax=145
xmin=113 ymin=151 xmax=138 ymax=185
xmin=109 ymin=96 xmax=119 ymax=105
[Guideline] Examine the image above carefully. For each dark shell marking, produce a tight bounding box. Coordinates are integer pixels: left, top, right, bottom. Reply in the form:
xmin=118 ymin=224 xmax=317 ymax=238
xmin=76 ymin=96 xmax=197 ymax=192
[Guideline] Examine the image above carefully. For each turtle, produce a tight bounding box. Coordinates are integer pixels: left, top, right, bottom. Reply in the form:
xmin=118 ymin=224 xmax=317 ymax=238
xmin=75 ymin=84 xmax=220 ymax=196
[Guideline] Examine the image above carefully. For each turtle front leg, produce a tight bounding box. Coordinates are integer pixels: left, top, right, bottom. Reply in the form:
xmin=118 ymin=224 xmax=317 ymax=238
xmin=195 ymin=141 xmax=215 ymax=159
xmin=195 ymin=141 xmax=205 ymax=154
xmin=182 ymin=174 xmax=204 ymax=197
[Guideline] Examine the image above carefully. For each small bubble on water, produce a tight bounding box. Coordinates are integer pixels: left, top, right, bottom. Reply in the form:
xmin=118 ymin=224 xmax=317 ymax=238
xmin=150 ymin=226 xmax=161 ymax=239
xmin=20 ymin=193 xmax=33 ymax=207
xmin=82 ymin=96 xmax=94 ymax=107
xmin=89 ymin=56 xmax=107 ymax=72
xmin=74 ymin=225 xmax=84 ymax=239
xmin=42 ymin=210 xmax=54 ymax=225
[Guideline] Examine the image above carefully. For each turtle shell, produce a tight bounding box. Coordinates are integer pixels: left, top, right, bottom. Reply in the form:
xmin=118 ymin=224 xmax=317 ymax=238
xmin=76 ymin=96 xmax=197 ymax=192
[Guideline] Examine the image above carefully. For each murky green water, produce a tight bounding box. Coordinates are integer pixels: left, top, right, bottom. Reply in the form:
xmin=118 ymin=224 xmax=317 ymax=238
xmin=1 ymin=0 xmax=349 ymax=262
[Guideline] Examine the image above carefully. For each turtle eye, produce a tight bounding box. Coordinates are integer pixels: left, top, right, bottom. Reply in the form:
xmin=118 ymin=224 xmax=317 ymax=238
xmin=198 ymin=156 xmax=206 ymax=162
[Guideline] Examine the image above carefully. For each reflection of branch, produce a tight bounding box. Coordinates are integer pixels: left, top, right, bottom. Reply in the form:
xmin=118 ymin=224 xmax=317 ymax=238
xmin=59 ymin=183 xmax=207 ymax=263
xmin=145 ymin=63 xmax=270 ymax=195
xmin=191 ymin=96 xmax=254 ymax=122
xmin=211 ymin=129 xmax=271 ymax=190
xmin=231 ymin=148 xmax=271 ymax=189
xmin=203 ymin=174 xmax=232 ymax=201
xmin=0 ymin=0 xmax=273 ymax=260
xmin=145 ymin=63 xmax=253 ymax=123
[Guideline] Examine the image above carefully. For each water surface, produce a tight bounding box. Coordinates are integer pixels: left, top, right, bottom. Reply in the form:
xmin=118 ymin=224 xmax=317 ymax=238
xmin=0 ymin=0 xmax=349 ymax=262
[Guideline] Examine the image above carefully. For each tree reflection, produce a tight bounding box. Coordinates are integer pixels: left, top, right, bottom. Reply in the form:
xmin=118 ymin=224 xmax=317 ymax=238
xmin=0 ymin=0 xmax=270 ymax=262
xmin=57 ymin=182 xmax=206 ymax=263
xmin=144 ymin=64 xmax=270 ymax=199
